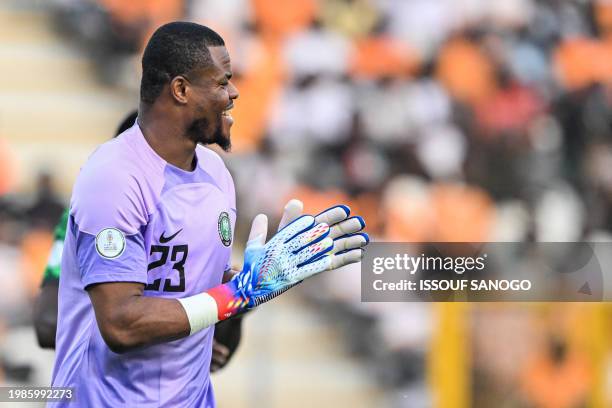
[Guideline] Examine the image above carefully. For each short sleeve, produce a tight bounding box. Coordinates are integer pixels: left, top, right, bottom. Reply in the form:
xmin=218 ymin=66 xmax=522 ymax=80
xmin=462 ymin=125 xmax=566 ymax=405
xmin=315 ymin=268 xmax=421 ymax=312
xmin=71 ymin=162 xmax=149 ymax=289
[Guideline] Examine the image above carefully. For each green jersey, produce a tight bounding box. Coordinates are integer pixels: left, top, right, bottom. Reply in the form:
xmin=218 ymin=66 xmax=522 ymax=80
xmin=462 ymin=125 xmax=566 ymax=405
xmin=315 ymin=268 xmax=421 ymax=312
xmin=42 ymin=208 xmax=68 ymax=283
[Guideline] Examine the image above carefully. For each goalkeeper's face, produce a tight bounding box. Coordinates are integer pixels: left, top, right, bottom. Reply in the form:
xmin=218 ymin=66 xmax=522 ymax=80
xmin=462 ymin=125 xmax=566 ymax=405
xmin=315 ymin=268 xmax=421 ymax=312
xmin=186 ymin=46 xmax=238 ymax=152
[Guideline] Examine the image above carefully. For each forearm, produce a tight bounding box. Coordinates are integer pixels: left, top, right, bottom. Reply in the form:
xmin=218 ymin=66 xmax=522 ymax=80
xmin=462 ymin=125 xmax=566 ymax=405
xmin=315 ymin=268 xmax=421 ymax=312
xmin=95 ymin=295 xmax=191 ymax=353
xmin=89 ymin=280 xmax=242 ymax=354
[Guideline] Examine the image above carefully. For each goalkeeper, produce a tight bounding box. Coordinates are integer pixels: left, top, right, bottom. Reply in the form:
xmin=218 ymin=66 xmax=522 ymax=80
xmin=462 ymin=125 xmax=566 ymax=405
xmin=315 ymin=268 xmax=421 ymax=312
xmin=50 ymin=22 xmax=368 ymax=408
xmin=33 ymin=111 xmax=243 ymax=373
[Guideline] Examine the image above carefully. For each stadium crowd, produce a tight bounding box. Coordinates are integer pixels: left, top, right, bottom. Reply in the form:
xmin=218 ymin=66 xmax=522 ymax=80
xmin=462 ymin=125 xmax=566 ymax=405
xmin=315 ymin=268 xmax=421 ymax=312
xmin=1 ymin=0 xmax=612 ymax=405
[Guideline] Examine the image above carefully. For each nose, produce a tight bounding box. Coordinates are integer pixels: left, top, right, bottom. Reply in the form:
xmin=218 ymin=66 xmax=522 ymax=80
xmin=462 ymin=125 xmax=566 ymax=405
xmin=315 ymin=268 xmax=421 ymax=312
xmin=228 ymin=81 xmax=239 ymax=100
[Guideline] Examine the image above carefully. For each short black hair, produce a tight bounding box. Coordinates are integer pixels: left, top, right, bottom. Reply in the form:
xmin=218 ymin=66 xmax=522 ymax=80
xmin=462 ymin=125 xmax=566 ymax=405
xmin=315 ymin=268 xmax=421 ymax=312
xmin=140 ymin=22 xmax=225 ymax=104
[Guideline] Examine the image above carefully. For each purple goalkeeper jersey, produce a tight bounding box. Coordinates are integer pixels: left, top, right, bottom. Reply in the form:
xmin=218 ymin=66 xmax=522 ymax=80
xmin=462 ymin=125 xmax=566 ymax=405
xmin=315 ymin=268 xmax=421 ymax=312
xmin=50 ymin=123 xmax=236 ymax=407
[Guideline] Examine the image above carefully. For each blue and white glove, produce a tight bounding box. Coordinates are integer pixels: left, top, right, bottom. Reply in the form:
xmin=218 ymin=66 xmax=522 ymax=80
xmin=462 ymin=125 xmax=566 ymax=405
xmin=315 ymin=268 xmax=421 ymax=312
xmin=279 ymin=199 xmax=369 ymax=270
xmin=207 ymin=201 xmax=368 ymax=319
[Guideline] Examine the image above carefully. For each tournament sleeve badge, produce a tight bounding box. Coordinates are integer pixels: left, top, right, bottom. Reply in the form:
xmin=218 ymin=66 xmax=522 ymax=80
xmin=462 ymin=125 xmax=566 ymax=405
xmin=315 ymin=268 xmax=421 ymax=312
xmin=95 ymin=228 xmax=126 ymax=259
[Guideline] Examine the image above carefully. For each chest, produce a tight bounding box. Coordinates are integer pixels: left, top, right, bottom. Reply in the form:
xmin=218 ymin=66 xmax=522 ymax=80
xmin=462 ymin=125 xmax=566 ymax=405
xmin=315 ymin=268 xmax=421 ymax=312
xmin=143 ymin=183 xmax=236 ymax=296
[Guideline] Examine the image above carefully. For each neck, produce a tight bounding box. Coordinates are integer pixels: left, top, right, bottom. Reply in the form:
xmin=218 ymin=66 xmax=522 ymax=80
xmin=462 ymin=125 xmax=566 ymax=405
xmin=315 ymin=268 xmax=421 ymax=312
xmin=138 ymin=103 xmax=197 ymax=171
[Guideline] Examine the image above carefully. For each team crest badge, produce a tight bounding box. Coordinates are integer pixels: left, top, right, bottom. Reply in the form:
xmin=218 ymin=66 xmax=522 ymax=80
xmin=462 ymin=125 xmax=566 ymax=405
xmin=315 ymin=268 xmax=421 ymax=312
xmin=95 ymin=228 xmax=126 ymax=259
xmin=218 ymin=212 xmax=232 ymax=247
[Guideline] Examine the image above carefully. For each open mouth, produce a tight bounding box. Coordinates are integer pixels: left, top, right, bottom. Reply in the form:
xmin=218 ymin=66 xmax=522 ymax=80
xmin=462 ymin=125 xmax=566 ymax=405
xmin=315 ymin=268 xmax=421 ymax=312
xmin=222 ymin=104 xmax=234 ymax=121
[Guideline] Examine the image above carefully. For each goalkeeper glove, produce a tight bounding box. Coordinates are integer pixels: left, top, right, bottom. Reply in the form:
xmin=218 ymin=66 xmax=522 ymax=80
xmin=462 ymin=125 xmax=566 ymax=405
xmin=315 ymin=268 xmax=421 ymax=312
xmin=178 ymin=202 xmax=368 ymax=333
xmin=208 ymin=214 xmax=335 ymax=318
xmin=279 ymin=199 xmax=369 ymax=269
xmin=212 ymin=202 xmax=369 ymax=318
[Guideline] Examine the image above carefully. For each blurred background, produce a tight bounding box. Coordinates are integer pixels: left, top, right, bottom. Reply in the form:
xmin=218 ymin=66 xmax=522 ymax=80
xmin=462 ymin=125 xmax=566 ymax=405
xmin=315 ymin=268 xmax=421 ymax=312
xmin=1 ymin=0 xmax=612 ymax=406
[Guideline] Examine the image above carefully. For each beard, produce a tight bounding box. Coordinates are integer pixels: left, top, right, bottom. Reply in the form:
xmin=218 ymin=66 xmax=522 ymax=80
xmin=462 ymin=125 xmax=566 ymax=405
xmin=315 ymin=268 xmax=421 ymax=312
xmin=187 ymin=115 xmax=231 ymax=152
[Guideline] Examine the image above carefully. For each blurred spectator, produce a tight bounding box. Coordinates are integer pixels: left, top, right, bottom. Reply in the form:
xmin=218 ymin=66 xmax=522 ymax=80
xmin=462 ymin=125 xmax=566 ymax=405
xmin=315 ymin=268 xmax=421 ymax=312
xmin=356 ymin=78 xmax=414 ymax=144
xmin=20 ymin=230 xmax=54 ymax=298
xmin=24 ymin=172 xmax=65 ymax=231
xmin=381 ymin=176 xmax=433 ymax=242
xmin=554 ymin=37 xmax=611 ymax=91
xmin=595 ymin=0 xmax=612 ymax=37
xmin=284 ymin=26 xmax=352 ymax=78
xmin=0 ymin=214 xmax=28 ymax=322
xmin=269 ymin=75 xmax=355 ymax=149
xmin=379 ymin=0 xmax=453 ymax=58
xmin=190 ymin=0 xmax=253 ymax=35
xmin=436 ymin=35 xmax=497 ymax=106
xmin=431 ymin=183 xmax=495 ymax=242
xmin=415 ymin=123 xmax=466 ymax=180
xmin=350 ymin=35 xmax=419 ymax=79
xmin=251 ymin=0 xmax=317 ymax=39
xmin=319 ymin=0 xmax=380 ymax=38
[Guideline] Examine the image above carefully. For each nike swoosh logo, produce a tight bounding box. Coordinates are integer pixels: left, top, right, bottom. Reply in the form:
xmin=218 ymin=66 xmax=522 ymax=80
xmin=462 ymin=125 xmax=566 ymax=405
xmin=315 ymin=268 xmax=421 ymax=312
xmin=159 ymin=229 xmax=183 ymax=243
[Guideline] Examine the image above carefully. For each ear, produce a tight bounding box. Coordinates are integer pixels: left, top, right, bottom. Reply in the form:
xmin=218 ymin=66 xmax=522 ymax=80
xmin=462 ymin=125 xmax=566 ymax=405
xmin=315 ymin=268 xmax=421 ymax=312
xmin=170 ymin=76 xmax=189 ymax=104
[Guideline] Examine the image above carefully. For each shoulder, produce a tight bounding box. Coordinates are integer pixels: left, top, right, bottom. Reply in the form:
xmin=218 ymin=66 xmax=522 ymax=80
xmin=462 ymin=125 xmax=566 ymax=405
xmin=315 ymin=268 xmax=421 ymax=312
xmin=196 ymin=146 xmax=234 ymax=186
xmin=78 ymin=136 xmax=138 ymax=178
xmin=196 ymin=145 xmax=227 ymax=170
xmin=75 ymin=138 xmax=144 ymax=204
xmin=71 ymin=138 xmax=150 ymax=234
xmin=196 ymin=147 xmax=235 ymax=208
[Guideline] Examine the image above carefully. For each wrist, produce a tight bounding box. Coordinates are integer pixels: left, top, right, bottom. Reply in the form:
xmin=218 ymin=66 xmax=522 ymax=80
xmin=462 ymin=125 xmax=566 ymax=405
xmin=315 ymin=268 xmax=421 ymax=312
xmin=177 ymin=279 xmax=249 ymax=336
xmin=206 ymin=280 xmax=248 ymax=321
xmin=176 ymin=292 xmax=219 ymax=335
